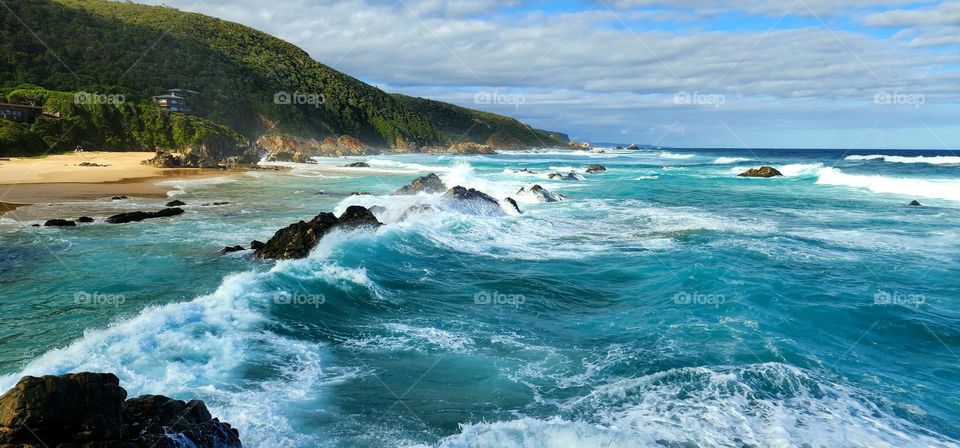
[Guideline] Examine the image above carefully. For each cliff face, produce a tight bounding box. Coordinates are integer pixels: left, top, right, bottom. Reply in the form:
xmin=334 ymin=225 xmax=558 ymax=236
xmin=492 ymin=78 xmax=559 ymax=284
xmin=0 ymin=372 xmax=241 ymax=448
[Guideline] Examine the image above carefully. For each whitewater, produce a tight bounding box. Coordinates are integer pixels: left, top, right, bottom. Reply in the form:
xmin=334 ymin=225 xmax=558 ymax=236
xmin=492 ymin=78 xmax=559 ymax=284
xmin=1 ymin=147 xmax=958 ymax=447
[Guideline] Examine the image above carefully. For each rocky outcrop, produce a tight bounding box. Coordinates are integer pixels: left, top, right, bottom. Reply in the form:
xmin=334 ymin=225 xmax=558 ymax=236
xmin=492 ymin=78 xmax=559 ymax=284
xmin=504 ymin=197 xmax=522 ymax=214
xmin=445 ymin=186 xmax=499 ymax=206
xmin=626 ymin=144 xmax=640 ymax=150
xmin=516 ymin=184 xmax=564 ymax=203
xmin=253 ymin=206 xmax=382 ymax=260
xmin=909 ymin=200 xmax=922 ymax=206
xmin=344 ymin=161 xmax=370 ymax=168
xmin=166 ymin=200 xmax=186 ymax=207
xmin=142 ymin=143 xmax=260 ymax=168
xmin=258 ymin=133 xmax=373 ymax=161
xmin=399 ymin=204 xmax=434 ymax=221
xmin=738 ymin=166 xmax=783 ymax=178
xmin=77 ymin=216 xmax=94 ymax=223
xmin=106 ymin=208 xmax=184 ymax=224
xmin=548 ymin=172 xmax=579 ymax=181
xmin=420 ymin=142 xmax=496 ymax=155
xmin=43 ymin=219 xmax=76 ymax=227
xmin=394 ymin=173 xmax=446 ymax=195
xmin=221 ymin=245 xmax=245 ymax=254
xmin=249 ymin=240 xmax=265 ymax=250
xmin=585 ymin=164 xmax=607 ymax=173
xmin=0 ymin=372 xmax=240 ymax=448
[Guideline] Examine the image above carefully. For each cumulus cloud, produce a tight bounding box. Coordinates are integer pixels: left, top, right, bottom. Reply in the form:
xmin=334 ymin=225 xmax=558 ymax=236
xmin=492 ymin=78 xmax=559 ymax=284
xmin=130 ymin=0 xmax=960 ymax=148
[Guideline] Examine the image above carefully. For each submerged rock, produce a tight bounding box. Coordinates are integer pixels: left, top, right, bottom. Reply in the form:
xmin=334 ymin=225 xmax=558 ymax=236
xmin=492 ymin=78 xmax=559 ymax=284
xmin=399 ymin=204 xmax=435 ymax=221
xmin=738 ymin=166 xmax=783 ymax=178
xmin=106 ymin=208 xmax=185 ymax=224
xmin=43 ymin=219 xmax=76 ymax=227
xmin=166 ymin=200 xmax=186 ymax=207
xmin=517 ymin=184 xmax=564 ymax=203
xmin=0 ymin=372 xmax=240 ymax=448
xmin=445 ymin=186 xmax=500 ymax=207
xmin=221 ymin=245 xmax=245 ymax=254
xmin=504 ymin=197 xmax=522 ymax=214
xmin=77 ymin=216 xmax=95 ymax=223
xmin=909 ymin=200 xmax=922 ymax=206
xmin=394 ymin=173 xmax=446 ymax=195
xmin=254 ymin=206 xmax=382 ymax=260
xmin=344 ymin=161 xmax=370 ymax=168
xmin=585 ymin=164 xmax=607 ymax=173
xmin=111 ymin=196 xmax=129 ymax=201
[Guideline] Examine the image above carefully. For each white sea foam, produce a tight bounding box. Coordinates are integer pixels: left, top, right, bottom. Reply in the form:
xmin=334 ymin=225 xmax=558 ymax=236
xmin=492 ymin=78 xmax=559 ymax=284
xmin=158 ymin=176 xmax=236 ymax=196
xmin=713 ymin=156 xmax=753 ymax=164
xmin=816 ymin=167 xmax=960 ymax=202
xmin=434 ymin=363 xmax=959 ymax=448
xmin=846 ymin=154 xmax=960 ymax=165
xmin=658 ymin=151 xmax=695 ymax=159
xmin=778 ymin=163 xmax=824 ymax=177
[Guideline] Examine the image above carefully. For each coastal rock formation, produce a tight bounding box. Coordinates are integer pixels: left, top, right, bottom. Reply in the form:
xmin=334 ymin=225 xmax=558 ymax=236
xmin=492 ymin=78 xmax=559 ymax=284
xmin=43 ymin=219 xmax=76 ymax=227
xmin=221 ymin=245 xmax=245 ymax=254
xmin=249 ymin=240 xmax=265 ymax=250
xmin=166 ymin=200 xmax=186 ymax=207
xmin=504 ymin=197 xmax=522 ymax=214
xmin=399 ymin=204 xmax=435 ymax=221
xmin=738 ymin=166 xmax=783 ymax=178
xmin=909 ymin=200 xmax=922 ymax=206
xmin=106 ymin=208 xmax=185 ymax=224
xmin=258 ymin=134 xmax=373 ymax=161
xmin=627 ymin=144 xmax=640 ymax=150
xmin=0 ymin=372 xmax=240 ymax=448
xmin=516 ymin=185 xmax=564 ymax=203
xmin=447 ymin=142 xmax=496 ymax=155
xmin=77 ymin=216 xmax=95 ymax=223
xmin=394 ymin=173 xmax=446 ymax=195
xmin=585 ymin=164 xmax=607 ymax=173
xmin=142 ymin=144 xmax=260 ymax=168
xmin=254 ymin=206 xmax=382 ymax=260
xmin=344 ymin=161 xmax=370 ymax=168
xmin=444 ymin=186 xmax=505 ymax=215
xmin=548 ymin=172 xmax=579 ymax=181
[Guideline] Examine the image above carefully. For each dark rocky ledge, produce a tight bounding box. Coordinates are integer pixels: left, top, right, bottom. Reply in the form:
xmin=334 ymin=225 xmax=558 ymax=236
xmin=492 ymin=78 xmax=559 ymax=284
xmin=0 ymin=372 xmax=241 ymax=448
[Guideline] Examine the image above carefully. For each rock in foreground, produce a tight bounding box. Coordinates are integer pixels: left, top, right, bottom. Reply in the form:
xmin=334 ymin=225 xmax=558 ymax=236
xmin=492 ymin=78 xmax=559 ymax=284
xmin=0 ymin=372 xmax=240 ymax=448
xmin=738 ymin=166 xmax=783 ymax=178
xmin=254 ymin=206 xmax=382 ymax=260
xmin=516 ymin=185 xmax=564 ymax=203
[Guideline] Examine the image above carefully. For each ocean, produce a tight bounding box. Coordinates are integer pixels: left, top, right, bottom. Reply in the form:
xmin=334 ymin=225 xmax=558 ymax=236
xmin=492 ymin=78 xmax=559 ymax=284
xmin=0 ymin=147 xmax=958 ymax=447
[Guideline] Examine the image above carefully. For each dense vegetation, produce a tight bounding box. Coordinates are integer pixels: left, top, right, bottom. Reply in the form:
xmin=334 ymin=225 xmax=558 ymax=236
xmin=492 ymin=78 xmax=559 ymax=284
xmin=0 ymin=86 xmax=246 ymax=157
xmin=392 ymin=94 xmax=568 ymax=148
xmin=0 ymin=0 xmax=566 ymax=155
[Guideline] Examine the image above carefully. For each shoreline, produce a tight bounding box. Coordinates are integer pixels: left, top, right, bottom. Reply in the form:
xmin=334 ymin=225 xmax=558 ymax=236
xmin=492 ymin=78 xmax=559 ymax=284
xmin=0 ymin=152 xmax=248 ymax=218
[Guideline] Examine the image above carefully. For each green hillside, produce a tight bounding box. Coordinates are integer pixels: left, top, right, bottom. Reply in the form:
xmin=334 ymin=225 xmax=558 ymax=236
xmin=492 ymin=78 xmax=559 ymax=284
xmin=0 ymin=0 xmax=566 ymax=156
xmin=392 ymin=94 xmax=568 ymax=148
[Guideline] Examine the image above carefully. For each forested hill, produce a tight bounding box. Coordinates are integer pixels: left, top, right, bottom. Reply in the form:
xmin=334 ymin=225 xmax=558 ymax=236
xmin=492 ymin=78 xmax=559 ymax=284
xmin=0 ymin=0 xmax=566 ymax=153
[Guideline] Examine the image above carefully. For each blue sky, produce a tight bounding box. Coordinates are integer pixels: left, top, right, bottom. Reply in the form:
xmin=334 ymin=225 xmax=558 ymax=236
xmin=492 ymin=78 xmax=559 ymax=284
xmin=136 ymin=0 xmax=960 ymax=149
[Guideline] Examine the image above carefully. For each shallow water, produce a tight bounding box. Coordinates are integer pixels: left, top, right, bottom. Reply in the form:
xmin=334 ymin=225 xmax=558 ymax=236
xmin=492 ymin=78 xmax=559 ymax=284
xmin=1 ymin=148 xmax=958 ymax=447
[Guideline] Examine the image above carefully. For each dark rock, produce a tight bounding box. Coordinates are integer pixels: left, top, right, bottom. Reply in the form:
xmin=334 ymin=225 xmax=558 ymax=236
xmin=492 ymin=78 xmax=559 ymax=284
xmin=394 ymin=173 xmax=446 ymax=195
xmin=201 ymin=202 xmax=230 ymax=207
xmin=111 ymin=196 xmax=128 ymax=201
xmin=221 ymin=245 xmax=245 ymax=254
xmin=585 ymin=164 xmax=607 ymax=173
xmin=516 ymin=184 xmax=564 ymax=203
xmin=254 ymin=207 xmax=382 ymax=260
xmin=627 ymin=144 xmax=640 ymax=150
xmin=0 ymin=373 xmax=238 ymax=447
xmin=166 ymin=200 xmax=186 ymax=207
xmin=44 ymin=219 xmax=76 ymax=227
xmin=504 ymin=197 xmax=522 ymax=213
xmin=344 ymin=161 xmax=370 ymax=168
xmin=615 ymin=146 xmax=624 ymax=150
xmin=445 ymin=186 xmax=500 ymax=207
xmin=31 ymin=224 xmax=40 ymax=227
xmin=106 ymin=208 xmax=185 ymax=224
xmin=77 ymin=216 xmax=95 ymax=223
xmin=738 ymin=166 xmax=783 ymax=178
xmin=548 ymin=172 xmax=579 ymax=181
xmin=249 ymin=240 xmax=266 ymax=250
xmin=349 ymin=192 xmax=371 ymax=196
xmin=78 ymin=162 xmax=109 ymax=167
xmin=909 ymin=200 xmax=922 ymax=206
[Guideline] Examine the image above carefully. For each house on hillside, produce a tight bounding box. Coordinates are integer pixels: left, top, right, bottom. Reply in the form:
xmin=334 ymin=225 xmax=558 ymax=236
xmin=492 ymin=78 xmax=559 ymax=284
xmin=151 ymin=89 xmax=197 ymax=113
xmin=0 ymin=103 xmax=43 ymax=123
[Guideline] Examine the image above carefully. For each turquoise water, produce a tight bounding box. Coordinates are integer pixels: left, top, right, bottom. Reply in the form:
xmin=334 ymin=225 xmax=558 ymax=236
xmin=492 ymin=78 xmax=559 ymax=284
xmin=1 ymin=148 xmax=958 ymax=447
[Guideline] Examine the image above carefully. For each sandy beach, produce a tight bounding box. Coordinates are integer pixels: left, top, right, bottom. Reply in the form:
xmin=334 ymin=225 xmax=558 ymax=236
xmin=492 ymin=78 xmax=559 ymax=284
xmin=0 ymin=152 xmax=237 ymax=214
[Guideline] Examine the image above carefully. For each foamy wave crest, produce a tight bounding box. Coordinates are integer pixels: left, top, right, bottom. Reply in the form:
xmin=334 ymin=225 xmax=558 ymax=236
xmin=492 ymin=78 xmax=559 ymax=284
xmin=658 ymin=151 xmax=695 ymax=160
xmin=778 ymin=163 xmax=824 ymax=177
xmin=846 ymin=154 xmax=960 ymax=165
xmin=436 ymin=363 xmax=958 ymax=448
xmin=713 ymin=157 xmax=753 ymax=164
xmin=816 ymin=167 xmax=960 ymax=202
